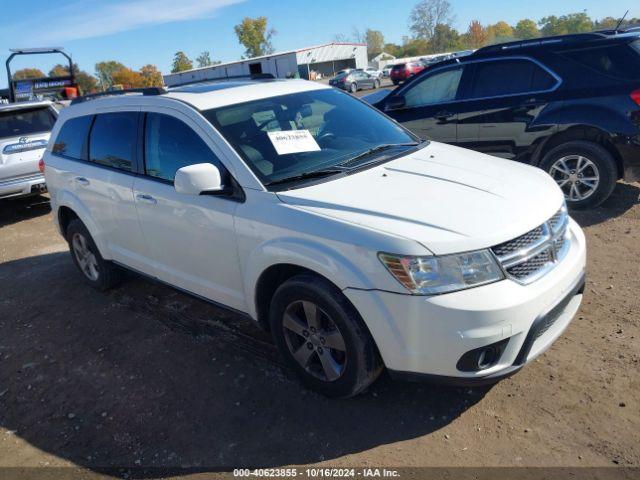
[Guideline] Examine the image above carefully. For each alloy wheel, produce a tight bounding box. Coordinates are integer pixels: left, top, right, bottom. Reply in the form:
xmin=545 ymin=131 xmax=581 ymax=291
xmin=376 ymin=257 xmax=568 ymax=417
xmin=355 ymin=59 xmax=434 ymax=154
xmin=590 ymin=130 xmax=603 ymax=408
xmin=549 ymin=155 xmax=600 ymax=202
xmin=72 ymin=232 xmax=99 ymax=281
xmin=282 ymin=300 xmax=347 ymax=382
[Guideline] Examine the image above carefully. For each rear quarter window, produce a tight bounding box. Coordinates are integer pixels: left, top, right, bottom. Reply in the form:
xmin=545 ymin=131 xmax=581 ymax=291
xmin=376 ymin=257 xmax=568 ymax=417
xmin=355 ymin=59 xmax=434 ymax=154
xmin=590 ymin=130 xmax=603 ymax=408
xmin=52 ymin=115 xmax=93 ymax=160
xmin=559 ymin=42 xmax=640 ymax=80
xmin=0 ymin=107 xmax=56 ymax=139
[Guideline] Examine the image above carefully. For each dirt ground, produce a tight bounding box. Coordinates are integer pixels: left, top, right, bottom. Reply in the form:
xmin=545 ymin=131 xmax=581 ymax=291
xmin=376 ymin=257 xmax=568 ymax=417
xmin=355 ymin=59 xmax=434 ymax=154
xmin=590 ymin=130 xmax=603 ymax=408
xmin=0 ymin=181 xmax=638 ymax=477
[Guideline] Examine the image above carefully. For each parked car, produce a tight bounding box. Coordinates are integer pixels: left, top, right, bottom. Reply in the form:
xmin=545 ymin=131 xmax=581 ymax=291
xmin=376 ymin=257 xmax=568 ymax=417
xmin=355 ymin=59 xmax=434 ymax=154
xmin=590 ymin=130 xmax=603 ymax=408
xmin=0 ymin=100 xmax=57 ymax=199
xmin=45 ymin=79 xmax=586 ymax=397
xmin=382 ymin=65 xmax=393 ymax=78
xmin=358 ymin=67 xmax=382 ymax=79
xmin=370 ymin=31 xmax=640 ymax=209
xmin=329 ymin=70 xmax=380 ymax=93
xmin=389 ymin=62 xmax=425 ymax=85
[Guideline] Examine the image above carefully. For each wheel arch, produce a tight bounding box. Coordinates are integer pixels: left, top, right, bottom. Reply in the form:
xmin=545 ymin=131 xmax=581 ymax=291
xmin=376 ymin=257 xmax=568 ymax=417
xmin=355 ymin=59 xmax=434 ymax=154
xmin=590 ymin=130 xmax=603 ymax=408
xmin=532 ymin=125 xmax=624 ymax=179
xmin=245 ymin=239 xmax=377 ymax=329
xmin=54 ymin=191 xmax=109 ymax=258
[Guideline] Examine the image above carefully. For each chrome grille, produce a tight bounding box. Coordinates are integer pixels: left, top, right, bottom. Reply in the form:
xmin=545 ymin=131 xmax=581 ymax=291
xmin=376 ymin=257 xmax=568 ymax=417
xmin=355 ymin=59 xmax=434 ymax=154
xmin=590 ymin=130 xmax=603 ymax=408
xmin=491 ymin=206 xmax=570 ymax=284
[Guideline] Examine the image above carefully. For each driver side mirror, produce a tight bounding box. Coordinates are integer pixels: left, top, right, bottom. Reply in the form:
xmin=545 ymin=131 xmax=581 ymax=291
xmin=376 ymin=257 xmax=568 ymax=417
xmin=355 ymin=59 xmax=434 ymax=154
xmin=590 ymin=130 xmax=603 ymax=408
xmin=386 ymin=95 xmax=406 ymax=110
xmin=175 ymin=163 xmax=224 ymax=196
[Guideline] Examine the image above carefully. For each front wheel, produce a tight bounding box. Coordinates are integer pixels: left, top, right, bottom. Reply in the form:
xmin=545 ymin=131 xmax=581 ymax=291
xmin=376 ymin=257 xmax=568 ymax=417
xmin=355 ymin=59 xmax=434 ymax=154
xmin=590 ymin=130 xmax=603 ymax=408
xmin=269 ymin=274 xmax=382 ymax=397
xmin=540 ymin=140 xmax=618 ymax=209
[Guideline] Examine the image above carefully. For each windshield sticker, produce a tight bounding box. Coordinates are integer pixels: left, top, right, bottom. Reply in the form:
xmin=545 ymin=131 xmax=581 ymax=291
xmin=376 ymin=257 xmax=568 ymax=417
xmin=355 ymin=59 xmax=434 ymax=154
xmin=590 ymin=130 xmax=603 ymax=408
xmin=2 ymin=138 xmax=48 ymax=155
xmin=267 ymin=129 xmax=321 ymax=155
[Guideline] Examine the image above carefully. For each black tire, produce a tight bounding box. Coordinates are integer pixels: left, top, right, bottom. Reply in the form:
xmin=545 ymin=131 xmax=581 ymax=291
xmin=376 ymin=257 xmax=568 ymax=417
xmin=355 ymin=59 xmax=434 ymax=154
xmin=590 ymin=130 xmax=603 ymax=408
xmin=374 ymin=79 xmax=380 ymax=89
xmin=392 ymin=80 xmax=399 ymax=86
xmin=349 ymin=83 xmax=357 ymax=94
xmin=539 ymin=140 xmax=618 ymax=210
xmin=66 ymin=219 xmax=122 ymax=291
xmin=269 ymin=274 xmax=382 ymax=398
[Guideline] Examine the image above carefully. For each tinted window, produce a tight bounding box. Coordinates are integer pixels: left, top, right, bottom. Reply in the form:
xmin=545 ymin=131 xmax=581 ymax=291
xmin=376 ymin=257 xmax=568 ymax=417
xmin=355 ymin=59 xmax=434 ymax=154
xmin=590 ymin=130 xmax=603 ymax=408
xmin=89 ymin=112 xmax=138 ymax=171
xmin=144 ymin=113 xmax=222 ymax=182
xmin=560 ymin=42 xmax=640 ymax=80
xmin=0 ymin=107 xmax=55 ymax=138
xmin=52 ymin=115 xmax=93 ymax=159
xmin=468 ymin=59 xmax=557 ymax=99
xmin=404 ymin=67 xmax=463 ymax=107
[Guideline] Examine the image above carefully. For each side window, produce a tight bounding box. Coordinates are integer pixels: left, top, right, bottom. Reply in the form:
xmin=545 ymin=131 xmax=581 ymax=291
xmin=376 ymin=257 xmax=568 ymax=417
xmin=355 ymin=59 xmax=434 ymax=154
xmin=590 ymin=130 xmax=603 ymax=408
xmin=52 ymin=115 xmax=93 ymax=159
xmin=559 ymin=43 xmax=640 ymax=80
xmin=89 ymin=112 xmax=138 ymax=171
xmin=468 ymin=59 xmax=556 ymax=99
xmin=144 ymin=113 xmax=223 ymax=182
xmin=404 ymin=66 xmax=463 ymax=107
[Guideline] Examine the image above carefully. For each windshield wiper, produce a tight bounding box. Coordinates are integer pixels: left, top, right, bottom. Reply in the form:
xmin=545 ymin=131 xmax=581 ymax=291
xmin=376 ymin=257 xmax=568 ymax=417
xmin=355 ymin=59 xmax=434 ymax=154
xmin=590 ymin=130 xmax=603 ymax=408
xmin=265 ymin=168 xmax=345 ymax=187
xmin=337 ymin=142 xmax=421 ymax=169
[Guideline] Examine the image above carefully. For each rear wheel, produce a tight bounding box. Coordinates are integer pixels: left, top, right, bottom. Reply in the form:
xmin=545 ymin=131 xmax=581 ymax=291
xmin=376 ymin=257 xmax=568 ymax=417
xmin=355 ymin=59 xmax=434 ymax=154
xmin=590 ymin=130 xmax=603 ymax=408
xmin=269 ymin=274 xmax=382 ymax=397
xmin=540 ymin=141 xmax=618 ymax=209
xmin=374 ymin=79 xmax=380 ymax=89
xmin=349 ymin=83 xmax=357 ymax=94
xmin=66 ymin=219 xmax=121 ymax=291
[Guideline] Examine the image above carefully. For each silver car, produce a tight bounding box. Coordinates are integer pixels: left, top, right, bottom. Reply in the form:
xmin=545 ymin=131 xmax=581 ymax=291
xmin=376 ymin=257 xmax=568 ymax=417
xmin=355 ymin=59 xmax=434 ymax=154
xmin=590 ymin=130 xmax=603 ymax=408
xmin=0 ymin=101 xmax=57 ymax=199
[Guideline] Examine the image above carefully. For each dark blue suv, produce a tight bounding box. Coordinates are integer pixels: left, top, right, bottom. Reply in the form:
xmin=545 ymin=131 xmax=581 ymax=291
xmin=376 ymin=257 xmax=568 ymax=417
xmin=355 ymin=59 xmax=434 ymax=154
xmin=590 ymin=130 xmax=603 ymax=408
xmin=371 ymin=31 xmax=640 ymax=209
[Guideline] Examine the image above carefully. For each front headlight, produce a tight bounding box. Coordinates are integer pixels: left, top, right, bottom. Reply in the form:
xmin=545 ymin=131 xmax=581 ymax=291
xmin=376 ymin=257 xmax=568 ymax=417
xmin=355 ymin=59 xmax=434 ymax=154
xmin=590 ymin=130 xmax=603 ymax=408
xmin=379 ymin=250 xmax=504 ymax=295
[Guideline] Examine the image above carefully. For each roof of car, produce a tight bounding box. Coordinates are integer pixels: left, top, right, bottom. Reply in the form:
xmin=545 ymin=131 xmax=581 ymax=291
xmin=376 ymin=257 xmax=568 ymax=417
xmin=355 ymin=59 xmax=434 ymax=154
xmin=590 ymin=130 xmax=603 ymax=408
xmin=0 ymin=100 xmax=53 ymax=113
xmin=65 ymin=79 xmax=331 ymax=113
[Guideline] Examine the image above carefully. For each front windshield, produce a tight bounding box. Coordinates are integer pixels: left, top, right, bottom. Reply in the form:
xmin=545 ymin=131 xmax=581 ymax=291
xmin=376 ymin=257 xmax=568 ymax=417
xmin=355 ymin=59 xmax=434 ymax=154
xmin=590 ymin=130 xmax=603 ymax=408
xmin=203 ymin=88 xmax=417 ymax=186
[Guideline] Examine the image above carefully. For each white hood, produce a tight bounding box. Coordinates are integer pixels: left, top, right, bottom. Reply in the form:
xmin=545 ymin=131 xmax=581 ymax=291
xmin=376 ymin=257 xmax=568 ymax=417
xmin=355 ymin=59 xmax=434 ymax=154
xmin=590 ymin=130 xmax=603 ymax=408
xmin=277 ymin=142 xmax=564 ymax=255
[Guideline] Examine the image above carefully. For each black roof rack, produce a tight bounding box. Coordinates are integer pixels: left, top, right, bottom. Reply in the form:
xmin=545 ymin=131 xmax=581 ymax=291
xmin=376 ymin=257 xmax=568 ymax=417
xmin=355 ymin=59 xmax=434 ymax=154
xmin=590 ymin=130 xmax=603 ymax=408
xmin=70 ymin=86 xmax=167 ymax=105
xmin=474 ymin=33 xmax=607 ymax=54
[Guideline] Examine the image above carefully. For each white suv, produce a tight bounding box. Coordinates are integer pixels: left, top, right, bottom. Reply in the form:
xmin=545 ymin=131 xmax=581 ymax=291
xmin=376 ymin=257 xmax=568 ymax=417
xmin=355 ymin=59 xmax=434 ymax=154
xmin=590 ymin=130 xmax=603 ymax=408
xmin=44 ymin=79 xmax=586 ymax=397
xmin=1 ymin=100 xmax=57 ymax=199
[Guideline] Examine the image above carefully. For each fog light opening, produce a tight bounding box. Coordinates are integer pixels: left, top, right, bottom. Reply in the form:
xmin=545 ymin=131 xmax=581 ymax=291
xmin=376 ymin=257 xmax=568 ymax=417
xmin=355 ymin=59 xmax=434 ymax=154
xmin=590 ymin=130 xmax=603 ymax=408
xmin=457 ymin=338 xmax=510 ymax=373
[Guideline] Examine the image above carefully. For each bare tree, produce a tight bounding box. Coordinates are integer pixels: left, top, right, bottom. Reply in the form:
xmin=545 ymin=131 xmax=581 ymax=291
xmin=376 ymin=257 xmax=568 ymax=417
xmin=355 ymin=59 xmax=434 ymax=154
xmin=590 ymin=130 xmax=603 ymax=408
xmin=409 ymin=0 xmax=453 ymax=40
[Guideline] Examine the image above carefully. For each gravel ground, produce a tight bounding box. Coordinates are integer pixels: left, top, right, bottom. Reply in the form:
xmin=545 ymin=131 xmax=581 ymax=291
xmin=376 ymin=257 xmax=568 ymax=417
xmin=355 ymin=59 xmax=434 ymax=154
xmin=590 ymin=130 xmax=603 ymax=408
xmin=0 ymin=181 xmax=638 ymax=477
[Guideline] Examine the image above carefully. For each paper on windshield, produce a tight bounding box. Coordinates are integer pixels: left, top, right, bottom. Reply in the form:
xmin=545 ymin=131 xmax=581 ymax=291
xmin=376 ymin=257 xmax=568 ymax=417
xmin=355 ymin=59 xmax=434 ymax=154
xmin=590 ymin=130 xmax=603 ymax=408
xmin=267 ymin=129 xmax=321 ymax=155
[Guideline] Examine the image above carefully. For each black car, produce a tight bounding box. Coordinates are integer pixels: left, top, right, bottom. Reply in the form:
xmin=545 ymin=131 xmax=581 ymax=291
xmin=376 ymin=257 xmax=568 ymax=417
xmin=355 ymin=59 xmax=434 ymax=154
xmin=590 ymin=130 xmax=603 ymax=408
xmin=329 ymin=70 xmax=380 ymax=93
xmin=371 ymin=31 xmax=640 ymax=209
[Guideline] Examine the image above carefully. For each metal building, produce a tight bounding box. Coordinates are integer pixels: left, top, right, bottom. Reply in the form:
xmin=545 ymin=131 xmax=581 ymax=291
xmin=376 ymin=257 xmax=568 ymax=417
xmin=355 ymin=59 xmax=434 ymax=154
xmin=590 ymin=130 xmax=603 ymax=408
xmin=163 ymin=42 xmax=368 ymax=87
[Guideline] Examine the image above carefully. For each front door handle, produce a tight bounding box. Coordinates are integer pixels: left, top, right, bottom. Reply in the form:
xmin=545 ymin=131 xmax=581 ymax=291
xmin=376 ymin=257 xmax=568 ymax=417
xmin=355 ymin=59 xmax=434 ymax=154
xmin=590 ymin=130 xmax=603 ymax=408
xmin=136 ymin=193 xmax=157 ymax=205
xmin=74 ymin=176 xmax=90 ymax=187
xmin=435 ymin=111 xmax=454 ymax=121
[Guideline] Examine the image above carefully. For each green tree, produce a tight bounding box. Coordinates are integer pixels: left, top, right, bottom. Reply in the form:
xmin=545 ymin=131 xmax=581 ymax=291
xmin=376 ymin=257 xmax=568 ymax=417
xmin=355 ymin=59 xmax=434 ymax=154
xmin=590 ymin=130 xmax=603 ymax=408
xmin=13 ymin=68 xmax=45 ymax=80
xmin=409 ymin=0 xmax=453 ymax=40
xmin=429 ymin=23 xmax=461 ymax=53
xmin=365 ymin=29 xmax=385 ymax=58
xmin=383 ymin=42 xmax=404 ymax=58
xmin=402 ymin=38 xmax=430 ymax=56
xmin=171 ymin=51 xmax=193 ymax=73
xmin=234 ymin=16 xmax=276 ymax=58
xmin=539 ymin=12 xmax=593 ymax=36
xmin=514 ymin=19 xmax=540 ymax=39
xmin=196 ymin=51 xmax=213 ymax=68
xmin=95 ymin=61 xmax=126 ymax=90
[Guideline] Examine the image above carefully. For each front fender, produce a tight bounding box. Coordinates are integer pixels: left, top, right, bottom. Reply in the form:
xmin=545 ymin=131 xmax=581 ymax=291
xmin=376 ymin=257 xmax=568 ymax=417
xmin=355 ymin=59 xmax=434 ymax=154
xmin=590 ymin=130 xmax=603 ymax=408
xmin=53 ymin=190 xmax=110 ymax=259
xmin=242 ymin=237 xmax=377 ymax=319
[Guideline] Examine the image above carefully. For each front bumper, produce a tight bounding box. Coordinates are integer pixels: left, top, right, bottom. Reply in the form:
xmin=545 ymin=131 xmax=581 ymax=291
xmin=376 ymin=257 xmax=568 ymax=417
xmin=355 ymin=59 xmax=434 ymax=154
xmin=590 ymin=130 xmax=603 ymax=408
xmin=344 ymin=218 xmax=587 ymax=382
xmin=0 ymin=173 xmax=46 ymax=199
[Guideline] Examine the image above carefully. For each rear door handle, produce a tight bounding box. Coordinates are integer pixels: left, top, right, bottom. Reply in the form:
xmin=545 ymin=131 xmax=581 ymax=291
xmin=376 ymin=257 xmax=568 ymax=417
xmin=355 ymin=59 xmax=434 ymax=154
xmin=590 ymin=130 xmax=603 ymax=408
xmin=74 ymin=176 xmax=90 ymax=187
xmin=136 ymin=193 xmax=157 ymax=205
